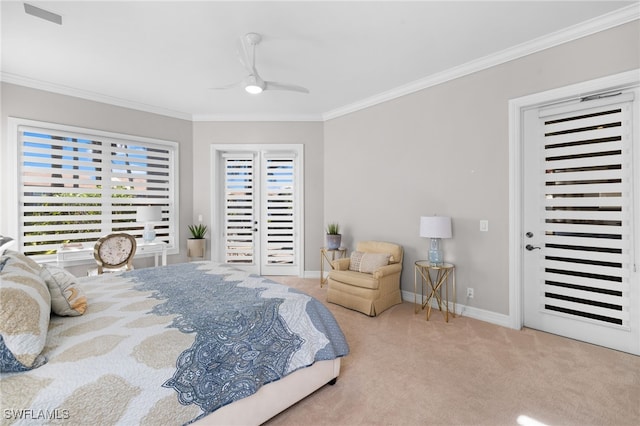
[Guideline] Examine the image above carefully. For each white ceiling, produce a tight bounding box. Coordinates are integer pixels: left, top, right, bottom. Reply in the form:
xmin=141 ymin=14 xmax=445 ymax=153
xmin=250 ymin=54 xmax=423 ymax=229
xmin=1 ymin=1 xmax=637 ymax=121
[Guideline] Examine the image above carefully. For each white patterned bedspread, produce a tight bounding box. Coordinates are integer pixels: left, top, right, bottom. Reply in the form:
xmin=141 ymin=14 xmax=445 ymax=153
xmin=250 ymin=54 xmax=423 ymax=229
xmin=0 ymin=262 xmax=349 ymax=425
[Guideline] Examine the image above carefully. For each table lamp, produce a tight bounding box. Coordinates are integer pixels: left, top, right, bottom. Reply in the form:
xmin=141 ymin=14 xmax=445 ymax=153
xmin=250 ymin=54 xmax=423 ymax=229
xmin=420 ymin=216 xmax=452 ymax=265
xmin=137 ymin=206 xmax=162 ymax=242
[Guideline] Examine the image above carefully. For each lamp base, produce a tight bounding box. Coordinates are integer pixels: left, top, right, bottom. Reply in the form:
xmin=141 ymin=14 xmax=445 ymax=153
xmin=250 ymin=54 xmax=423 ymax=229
xmin=142 ymin=228 xmax=156 ymax=243
xmin=428 ymin=237 xmax=444 ymax=265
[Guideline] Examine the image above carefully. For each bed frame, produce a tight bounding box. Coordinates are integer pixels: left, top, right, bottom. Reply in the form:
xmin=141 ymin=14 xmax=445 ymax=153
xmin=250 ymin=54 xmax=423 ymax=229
xmin=195 ymin=358 xmax=341 ymax=425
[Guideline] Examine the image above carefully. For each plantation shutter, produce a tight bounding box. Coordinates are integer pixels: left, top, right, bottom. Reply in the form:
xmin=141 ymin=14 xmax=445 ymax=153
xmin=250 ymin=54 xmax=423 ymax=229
xmin=223 ymin=154 xmax=256 ymax=264
xmin=537 ymin=95 xmax=634 ymax=328
xmin=18 ymin=124 xmax=176 ymax=259
xmin=263 ymin=154 xmax=296 ymax=266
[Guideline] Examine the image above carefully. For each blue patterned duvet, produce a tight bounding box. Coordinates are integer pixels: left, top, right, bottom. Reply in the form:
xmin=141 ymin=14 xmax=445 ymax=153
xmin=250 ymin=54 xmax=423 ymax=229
xmin=0 ymin=262 xmax=349 ymax=425
xmin=127 ymin=262 xmax=350 ymax=422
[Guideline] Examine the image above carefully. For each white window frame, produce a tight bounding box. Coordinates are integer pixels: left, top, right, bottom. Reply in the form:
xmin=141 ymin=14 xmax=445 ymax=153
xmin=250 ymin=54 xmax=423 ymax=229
xmin=2 ymin=118 xmax=179 ymax=262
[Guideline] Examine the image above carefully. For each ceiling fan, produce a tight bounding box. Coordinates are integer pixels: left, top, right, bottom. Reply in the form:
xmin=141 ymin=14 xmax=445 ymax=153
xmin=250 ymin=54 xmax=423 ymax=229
xmin=212 ymin=33 xmax=309 ymax=95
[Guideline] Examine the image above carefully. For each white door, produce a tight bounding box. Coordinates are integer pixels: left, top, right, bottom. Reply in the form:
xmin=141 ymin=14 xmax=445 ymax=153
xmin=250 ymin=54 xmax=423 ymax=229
xmin=523 ymin=92 xmax=639 ymax=354
xmin=213 ymin=146 xmax=303 ymax=276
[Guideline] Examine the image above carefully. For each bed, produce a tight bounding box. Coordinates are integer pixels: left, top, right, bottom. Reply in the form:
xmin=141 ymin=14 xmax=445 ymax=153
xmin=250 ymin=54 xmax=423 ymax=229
xmin=0 ymin=251 xmax=349 ymax=425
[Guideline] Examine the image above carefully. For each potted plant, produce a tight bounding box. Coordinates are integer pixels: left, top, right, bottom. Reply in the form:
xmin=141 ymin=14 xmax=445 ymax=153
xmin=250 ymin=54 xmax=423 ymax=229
xmin=326 ymin=223 xmax=342 ymax=250
xmin=187 ymin=224 xmax=208 ymax=260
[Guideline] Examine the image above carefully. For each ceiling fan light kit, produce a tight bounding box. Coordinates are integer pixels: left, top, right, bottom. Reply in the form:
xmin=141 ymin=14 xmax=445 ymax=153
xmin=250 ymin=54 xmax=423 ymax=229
xmin=212 ymin=32 xmax=309 ymax=95
xmin=244 ymin=75 xmax=264 ymax=94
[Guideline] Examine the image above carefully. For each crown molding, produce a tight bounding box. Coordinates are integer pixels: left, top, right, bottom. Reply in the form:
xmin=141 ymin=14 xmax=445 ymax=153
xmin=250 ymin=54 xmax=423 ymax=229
xmin=3 ymin=4 xmax=638 ymax=123
xmin=323 ymin=3 xmax=640 ymax=121
xmin=0 ymin=72 xmax=193 ymax=121
xmin=192 ymin=113 xmax=323 ymax=122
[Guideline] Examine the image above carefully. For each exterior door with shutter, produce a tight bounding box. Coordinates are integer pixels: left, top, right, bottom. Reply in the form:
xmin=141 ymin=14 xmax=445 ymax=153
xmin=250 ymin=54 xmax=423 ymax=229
xmin=260 ymin=155 xmax=297 ymax=275
xmin=213 ymin=145 xmax=303 ymax=276
xmin=523 ymin=92 xmax=639 ymax=354
xmin=223 ymin=154 xmax=258 ymax=270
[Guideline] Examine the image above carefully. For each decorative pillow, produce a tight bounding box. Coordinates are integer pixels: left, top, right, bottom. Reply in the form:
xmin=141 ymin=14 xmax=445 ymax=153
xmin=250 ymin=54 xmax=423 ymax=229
xmin=0 ymin=235 xmax=15 ymax=256
xmin=1 ymin=250 xmax=41 ymax=273
xmin=0 ymin=254 xmax=50 ymax=372
xmin=349 ymin=251 xmax=391 ymax=274
xmin=40 ymin=265 xmax=87 ymax=316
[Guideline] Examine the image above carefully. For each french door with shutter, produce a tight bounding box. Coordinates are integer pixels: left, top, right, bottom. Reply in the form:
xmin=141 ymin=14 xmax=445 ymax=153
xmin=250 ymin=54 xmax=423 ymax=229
xmin=211 ymin=145 xmax=303 ymax=276
xmin=522 ymin=89 xmax=639 ymax=354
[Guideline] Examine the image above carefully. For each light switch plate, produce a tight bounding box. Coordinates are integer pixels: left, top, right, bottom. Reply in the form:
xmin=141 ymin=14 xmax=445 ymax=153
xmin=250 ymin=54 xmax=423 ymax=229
xmin=480 ymin=220 xmax=489 ymax=232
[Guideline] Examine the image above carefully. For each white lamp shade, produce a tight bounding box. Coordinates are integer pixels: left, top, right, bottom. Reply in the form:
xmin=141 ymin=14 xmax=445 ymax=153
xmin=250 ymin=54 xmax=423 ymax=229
xmin=419 ymin=216 xmax=452 ymax=239
xmin=137 ymin=206 xmax=162 ymax=223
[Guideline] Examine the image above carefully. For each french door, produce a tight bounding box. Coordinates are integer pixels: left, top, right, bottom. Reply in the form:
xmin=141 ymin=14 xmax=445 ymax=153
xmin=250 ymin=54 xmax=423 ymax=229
xmin=522 ymin=90 xmax=639 ymax=354
xmin=212 ymin=145 xmax=303 ymax=276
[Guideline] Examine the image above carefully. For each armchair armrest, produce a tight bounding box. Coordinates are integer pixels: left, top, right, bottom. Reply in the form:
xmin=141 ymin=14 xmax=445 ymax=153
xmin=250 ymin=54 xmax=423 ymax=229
xmin=373 ymin=262 xmax=402 ymax=279
xmin=332 ymin=257 xmax=351 ymax=271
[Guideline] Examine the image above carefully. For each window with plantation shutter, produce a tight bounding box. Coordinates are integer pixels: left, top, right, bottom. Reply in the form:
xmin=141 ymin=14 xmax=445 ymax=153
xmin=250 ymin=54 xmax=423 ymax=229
xmin=13 ymin=119 xmax=177 ymax=260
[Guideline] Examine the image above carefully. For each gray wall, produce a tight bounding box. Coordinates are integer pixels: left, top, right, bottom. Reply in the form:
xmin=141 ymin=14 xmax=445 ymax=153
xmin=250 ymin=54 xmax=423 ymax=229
xmin=192 ymin=121 xmax=324 ymax=271
xmin=324 ymin=21 xmax=640 ymax=315
xmin=1 ymin=20 xmax=638 ymax=317
xmin=0 ymin=83 xmax=194 ymax=270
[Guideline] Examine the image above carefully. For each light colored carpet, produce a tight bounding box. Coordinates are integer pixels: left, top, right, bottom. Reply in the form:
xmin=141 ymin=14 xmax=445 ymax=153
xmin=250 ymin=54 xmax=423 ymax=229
xmin=265 ymin=277 xmax=640 ymax=426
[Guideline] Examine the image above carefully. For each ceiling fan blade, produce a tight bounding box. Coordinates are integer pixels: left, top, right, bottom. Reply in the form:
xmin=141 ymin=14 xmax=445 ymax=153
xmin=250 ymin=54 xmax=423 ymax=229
xmin=209 ymin=80 xmax=243 ymax=90
xmin=24 ymin=3 xmax=62 ymax=25
xmin=265 ymin=81 xmax=310 ymax=94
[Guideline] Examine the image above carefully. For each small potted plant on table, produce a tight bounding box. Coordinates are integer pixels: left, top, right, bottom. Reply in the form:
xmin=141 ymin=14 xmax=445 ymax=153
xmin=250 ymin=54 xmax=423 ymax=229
xmin=326 ymin=223 xmax=342 ymax=250
xmin=187 ymin=224 xmax=208 ymax=260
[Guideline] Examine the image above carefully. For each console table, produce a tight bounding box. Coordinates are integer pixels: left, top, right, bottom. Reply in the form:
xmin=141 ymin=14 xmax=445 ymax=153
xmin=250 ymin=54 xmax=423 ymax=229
xmin=57 ymin=240 xmax=167 ymax=267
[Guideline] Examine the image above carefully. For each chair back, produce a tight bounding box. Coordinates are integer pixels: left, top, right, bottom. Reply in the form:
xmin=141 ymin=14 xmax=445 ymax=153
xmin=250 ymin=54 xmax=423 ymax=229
xmin=356 ymin=241 xmax=403 ymax=264
xmin=93 ymin=233 xmax=137 ymax=274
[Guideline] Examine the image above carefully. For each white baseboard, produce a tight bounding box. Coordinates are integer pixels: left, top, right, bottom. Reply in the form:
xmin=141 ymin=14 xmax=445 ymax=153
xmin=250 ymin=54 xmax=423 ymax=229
xmin=302 ymin=274 xmax=514 ymax=329
xmin=401 ymin=290 xmax=513 ymax=329
xmin=304 ymin=270 xmax=320 ymax=279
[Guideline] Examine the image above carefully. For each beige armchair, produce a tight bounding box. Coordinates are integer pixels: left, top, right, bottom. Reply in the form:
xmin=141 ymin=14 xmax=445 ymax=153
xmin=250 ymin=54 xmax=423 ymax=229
xmin=327 ymin=241 xmax=403 ymax=316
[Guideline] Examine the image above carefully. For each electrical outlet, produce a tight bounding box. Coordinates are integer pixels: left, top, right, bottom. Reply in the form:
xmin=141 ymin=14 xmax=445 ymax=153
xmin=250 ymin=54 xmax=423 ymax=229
xmin=467 ymin=288 xmax=474 ymax=298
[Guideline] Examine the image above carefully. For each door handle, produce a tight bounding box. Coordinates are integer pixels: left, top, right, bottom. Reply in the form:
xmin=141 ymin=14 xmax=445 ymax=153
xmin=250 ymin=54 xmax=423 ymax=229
xmin=525 ymin=244 xmax=541 ymax=251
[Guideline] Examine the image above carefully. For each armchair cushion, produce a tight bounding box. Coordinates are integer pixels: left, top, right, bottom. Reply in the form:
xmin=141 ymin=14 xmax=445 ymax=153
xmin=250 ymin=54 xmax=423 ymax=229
xmin=329 ymin=270 xmax=381 ymax=290
xmin=332 ymin=257 xmax=351 ymax=271
xmin=348 ymin=251 xmax=391 ymax=273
